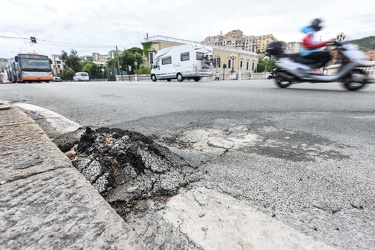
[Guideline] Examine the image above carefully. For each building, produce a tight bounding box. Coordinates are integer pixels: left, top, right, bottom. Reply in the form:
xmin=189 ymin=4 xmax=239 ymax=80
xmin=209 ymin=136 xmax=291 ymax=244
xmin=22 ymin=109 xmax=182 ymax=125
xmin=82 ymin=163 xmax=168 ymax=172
xmin=51 ymin=55 xmax=64 ymax=75
xmin=285 ymin=42 xmax=301 ymax=54
xmin=256 ymin=34 xmax=278 ymax=54
xmin=143 ymin=35 xmax=259 ymax=79
xmin=202 ymin=30 xmax=257 ymax=53
xmin=92 ymin=52 xmax=109 ymax=67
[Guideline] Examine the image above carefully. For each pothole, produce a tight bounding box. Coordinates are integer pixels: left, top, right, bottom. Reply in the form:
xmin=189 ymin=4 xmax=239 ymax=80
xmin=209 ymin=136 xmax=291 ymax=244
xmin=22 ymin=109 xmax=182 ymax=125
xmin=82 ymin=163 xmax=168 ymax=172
xmin=58 ymin=127 xmax=199 ymax=219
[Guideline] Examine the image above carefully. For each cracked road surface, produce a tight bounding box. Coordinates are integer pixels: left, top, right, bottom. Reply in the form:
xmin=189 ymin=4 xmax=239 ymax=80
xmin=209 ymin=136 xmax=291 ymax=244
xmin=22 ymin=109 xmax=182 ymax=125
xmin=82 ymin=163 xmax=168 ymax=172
xmin=4 ymin=81 xmax=374 ymax=250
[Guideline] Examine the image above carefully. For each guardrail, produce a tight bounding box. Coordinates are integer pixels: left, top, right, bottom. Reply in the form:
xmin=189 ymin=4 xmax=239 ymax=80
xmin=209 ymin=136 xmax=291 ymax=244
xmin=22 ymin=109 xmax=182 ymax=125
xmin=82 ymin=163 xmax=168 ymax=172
xmin=114 ymin=73 xmax=269 ymax=82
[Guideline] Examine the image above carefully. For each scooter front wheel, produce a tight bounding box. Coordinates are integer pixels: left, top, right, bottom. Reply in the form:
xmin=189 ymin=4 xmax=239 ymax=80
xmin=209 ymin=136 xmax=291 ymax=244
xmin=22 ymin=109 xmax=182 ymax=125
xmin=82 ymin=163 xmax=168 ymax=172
xmin=342 ymin=69 xmax=367 ymax=91
xmin=275 ymin=73 xmax=291 ymax=88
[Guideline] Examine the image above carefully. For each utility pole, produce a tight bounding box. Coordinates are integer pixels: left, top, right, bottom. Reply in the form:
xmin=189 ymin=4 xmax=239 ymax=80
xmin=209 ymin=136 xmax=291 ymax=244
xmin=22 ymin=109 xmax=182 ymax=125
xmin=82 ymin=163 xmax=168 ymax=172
xmin=116 ymin=45 xmax=121 ymax=81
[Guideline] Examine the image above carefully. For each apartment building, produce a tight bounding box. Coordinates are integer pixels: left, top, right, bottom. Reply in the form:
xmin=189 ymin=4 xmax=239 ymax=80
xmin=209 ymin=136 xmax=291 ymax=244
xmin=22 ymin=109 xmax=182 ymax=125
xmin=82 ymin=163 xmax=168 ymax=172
xmin=51 ymin=54 xmax=64 ymax=75
xmin=256 ymin=34 xmax=278 ymax=54
xmin=202 ymin=30 xmax=257 ymax=52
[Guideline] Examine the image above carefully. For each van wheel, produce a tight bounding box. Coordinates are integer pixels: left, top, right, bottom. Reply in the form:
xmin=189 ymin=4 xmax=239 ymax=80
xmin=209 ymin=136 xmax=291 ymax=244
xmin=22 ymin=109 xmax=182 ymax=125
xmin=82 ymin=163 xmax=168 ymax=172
xmin=193 ymin=77 xmax=201 ymax=82
xmin=167 ymin=79 xmax=171 ymax=82
xmin=151 ymin=75 xmax=157 ymax=82
xmin=177 ymin=73 xmax=184 ymax=82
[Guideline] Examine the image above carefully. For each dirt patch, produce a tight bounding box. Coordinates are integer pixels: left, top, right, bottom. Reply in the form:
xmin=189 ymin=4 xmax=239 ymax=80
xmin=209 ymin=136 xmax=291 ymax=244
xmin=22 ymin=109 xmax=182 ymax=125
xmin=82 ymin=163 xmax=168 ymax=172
xmin=59 ymin=127 xmax=199 ymax=219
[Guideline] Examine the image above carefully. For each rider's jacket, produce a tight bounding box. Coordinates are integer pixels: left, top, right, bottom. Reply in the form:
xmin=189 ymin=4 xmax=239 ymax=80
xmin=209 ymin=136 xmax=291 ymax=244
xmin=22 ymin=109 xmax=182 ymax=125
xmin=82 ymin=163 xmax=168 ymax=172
xmin=300 ymin=26 xmax=329 ymax=56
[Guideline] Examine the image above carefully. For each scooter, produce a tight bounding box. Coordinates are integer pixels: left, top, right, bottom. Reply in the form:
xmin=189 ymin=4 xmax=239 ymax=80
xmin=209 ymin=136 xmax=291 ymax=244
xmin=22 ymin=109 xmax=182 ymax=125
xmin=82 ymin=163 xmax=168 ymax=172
xmin=266 ymin=41 xmax=372 ymax=91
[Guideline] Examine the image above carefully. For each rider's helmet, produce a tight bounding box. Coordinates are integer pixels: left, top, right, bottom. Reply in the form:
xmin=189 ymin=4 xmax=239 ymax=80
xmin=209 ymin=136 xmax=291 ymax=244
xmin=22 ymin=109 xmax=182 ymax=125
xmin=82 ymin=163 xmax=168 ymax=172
xmin=311 ymin=18 xmax=323 ymax=31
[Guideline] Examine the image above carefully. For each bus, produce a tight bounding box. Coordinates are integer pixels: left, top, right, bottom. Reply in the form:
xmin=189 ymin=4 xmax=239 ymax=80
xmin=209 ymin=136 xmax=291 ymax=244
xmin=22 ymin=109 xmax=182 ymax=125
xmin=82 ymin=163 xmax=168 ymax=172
xmin=6 ymin=53 xmax=54 ymax=83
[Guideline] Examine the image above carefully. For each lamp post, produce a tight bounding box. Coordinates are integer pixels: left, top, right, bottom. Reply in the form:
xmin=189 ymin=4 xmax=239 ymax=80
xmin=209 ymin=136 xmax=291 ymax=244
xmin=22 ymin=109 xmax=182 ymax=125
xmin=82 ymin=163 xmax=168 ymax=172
xmin=230 ymin=54 xmax=236 ymax=73
xmin=334 ymin=32 xmax=345 ymax=65
xmin=134 ymin=61 xmax=138 ymax=81
xmin=264 ymin=56 xmax=269 ymax=73
xmin=222 ymin=64 xmax=226 ymax=80
xmin=264 ymin=56 xmax=269 ymax=78
xmin=119 ymin=66 xmax=123 ymax=81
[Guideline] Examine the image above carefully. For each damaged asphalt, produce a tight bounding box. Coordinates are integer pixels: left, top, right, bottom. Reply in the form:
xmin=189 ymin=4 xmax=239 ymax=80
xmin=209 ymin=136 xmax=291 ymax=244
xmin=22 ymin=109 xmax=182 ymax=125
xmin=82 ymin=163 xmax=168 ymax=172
xmin=3 ymin=101 xmax=375 ymax=250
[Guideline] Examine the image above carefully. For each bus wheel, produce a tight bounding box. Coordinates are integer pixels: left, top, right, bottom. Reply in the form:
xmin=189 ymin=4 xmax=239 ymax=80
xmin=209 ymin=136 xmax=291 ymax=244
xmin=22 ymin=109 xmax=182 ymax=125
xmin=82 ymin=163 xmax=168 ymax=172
xmin=177 ymin=73 xmax=184 ymax=82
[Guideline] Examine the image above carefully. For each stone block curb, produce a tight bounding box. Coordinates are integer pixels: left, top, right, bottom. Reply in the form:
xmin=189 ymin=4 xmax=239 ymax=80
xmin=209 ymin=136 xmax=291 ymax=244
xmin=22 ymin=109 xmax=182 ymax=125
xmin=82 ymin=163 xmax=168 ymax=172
xmin=0 ymin=100 xmax=147 ymax=249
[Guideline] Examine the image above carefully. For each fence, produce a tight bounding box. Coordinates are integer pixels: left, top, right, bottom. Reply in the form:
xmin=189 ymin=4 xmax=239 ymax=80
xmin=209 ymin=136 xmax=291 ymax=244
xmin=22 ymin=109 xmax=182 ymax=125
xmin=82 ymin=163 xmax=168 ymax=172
xmin=114 ymin=72 xmax=270 ymax=82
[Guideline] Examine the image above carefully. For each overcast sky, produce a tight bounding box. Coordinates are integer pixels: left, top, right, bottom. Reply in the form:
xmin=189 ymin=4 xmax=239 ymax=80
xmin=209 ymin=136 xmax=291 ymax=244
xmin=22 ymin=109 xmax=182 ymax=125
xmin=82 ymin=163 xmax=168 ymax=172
xmin=1 ymin=0 xmax=374 ymax=59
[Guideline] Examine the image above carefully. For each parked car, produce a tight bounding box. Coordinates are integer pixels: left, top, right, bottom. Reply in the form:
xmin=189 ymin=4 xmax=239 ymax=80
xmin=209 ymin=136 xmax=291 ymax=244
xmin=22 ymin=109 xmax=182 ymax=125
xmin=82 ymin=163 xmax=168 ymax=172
xmin=54 ymin=76 xmax=62 ymax=82
xmin=73 ymin=72 xmax=90 ymax=81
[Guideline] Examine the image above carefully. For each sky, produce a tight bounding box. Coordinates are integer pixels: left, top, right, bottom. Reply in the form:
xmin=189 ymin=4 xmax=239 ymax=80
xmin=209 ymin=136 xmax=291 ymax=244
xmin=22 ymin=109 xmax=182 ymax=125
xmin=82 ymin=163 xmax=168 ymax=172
xmin=1 ymin=0 xmax=375 ymax=59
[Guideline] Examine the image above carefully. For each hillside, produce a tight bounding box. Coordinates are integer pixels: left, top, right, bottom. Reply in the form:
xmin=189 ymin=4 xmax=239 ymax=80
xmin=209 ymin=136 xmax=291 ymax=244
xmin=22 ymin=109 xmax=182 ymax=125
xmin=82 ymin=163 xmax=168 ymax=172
xmin=349 ymin=36 xmax=375 ymax=51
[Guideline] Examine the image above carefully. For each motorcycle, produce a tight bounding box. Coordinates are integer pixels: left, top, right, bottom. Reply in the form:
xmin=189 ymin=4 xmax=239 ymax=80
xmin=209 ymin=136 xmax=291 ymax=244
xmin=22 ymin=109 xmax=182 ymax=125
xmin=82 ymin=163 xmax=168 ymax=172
xmin=266 ymin=41 xmax=372 ymax=91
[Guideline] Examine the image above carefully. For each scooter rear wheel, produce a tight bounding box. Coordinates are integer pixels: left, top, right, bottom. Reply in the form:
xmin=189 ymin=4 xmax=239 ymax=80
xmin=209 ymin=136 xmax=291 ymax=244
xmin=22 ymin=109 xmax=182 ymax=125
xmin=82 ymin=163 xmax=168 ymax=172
xmin=342 ymin=69 xmax=367 ymax=91
xmin=275 ymin=73 xmax=291 ymax=88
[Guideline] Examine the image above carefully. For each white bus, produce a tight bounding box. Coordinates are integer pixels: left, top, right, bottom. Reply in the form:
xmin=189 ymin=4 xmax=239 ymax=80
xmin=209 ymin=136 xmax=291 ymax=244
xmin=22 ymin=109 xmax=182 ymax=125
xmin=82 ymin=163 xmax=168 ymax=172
xmin=151 ymin=44 xmax=213 ymax=82
xmin=6 ymin=53 xmax=53 ymax=83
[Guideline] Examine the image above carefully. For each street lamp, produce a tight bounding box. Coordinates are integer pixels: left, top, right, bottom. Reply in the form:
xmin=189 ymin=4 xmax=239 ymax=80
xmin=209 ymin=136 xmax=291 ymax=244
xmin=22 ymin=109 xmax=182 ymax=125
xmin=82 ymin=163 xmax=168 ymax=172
xmin=334 ymin=32 xmax=346 ymax=65
xmin=119 ymin=66 xmax=123 ymax=81
xmin=230 ymin=54 xmax=236 ymax=73
xmin=101 ymin=67 xmax=105 ymax=81
xmin=264 ymin=56 xmax=269 ymax=73
xmin=134 ymin=62 xmax=138 ymax=81
xmin=336 ymin=32 xmax=346 ymax=41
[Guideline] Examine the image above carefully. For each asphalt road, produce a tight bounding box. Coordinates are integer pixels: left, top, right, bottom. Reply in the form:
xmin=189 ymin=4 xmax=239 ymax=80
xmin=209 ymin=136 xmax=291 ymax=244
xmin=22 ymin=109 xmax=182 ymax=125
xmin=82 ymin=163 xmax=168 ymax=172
xmin=1 ymin=79 xmax=375 ymax=249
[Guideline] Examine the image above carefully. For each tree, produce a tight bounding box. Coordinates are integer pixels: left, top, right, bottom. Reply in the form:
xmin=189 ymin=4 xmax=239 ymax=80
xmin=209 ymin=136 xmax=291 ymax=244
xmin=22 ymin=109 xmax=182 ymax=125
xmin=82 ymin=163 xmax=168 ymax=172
xmin=61 ymin=50 xmax=82 ymax=72
xmin=60 ymin=67 xmax=75 ymax=80
xmin=256 ymin=57 xmax=276 ymax=72
xmin=137 ymin=64 xmax=151 ymax=74
xmin=82 ymin=62 xmax=101 ymax=79
xmin=119 ymin=47 xmax=144 ymax=74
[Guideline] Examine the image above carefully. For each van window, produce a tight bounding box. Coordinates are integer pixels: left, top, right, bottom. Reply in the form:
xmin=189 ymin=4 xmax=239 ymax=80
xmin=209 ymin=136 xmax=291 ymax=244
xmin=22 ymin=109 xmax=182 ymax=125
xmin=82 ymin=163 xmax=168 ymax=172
xmin=181 ymin=52 xmax=189 ymax=61
xmin=81 ymin=72 xmax=88 ymax=76
xmin=196 ymin=52 xmax=204 ymax=60
xmin=162 ymin=56 xmax=172 ymax=65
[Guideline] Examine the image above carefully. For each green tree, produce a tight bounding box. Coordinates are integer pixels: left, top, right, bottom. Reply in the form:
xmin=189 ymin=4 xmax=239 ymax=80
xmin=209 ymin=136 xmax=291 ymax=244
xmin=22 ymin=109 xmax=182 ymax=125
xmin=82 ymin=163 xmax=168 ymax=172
xmin=105 ymin=47 xmax=146 ymax=75
xmin=82 ymin=62 xmax=101 ymax=79
xmin=61 ymin=50 xmax=82 ymax=72
xmin=137 ymin=64 xmax=151 ymax=74
xmin=256 ymin=57 xmax=276 ymax=72
xmin=60 ymin=67 xmax=75 ymax=80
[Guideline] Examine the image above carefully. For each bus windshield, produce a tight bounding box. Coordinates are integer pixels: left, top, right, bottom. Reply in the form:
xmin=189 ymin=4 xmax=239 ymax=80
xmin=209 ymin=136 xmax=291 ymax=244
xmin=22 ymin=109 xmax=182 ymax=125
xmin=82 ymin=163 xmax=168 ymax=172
xmin=19 ymin=58 xmax=51 ymax=72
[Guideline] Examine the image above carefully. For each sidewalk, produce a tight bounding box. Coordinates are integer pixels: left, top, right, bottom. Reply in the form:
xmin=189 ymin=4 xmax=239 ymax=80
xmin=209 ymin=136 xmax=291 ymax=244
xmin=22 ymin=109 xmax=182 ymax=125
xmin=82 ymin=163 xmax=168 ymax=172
xmin=0 ymin=100 xmax=147 ymax=249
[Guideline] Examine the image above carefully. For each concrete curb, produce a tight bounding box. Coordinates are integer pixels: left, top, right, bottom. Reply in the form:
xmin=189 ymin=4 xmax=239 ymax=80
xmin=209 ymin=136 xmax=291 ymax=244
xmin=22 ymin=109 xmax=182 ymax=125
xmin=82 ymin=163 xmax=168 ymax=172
xmin=0 ymin=100 xmax=147 ymax=249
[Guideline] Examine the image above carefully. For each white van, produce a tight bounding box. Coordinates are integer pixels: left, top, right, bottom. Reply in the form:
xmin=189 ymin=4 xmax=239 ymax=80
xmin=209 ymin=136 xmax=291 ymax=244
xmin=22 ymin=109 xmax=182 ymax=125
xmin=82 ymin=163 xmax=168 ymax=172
xmin=151 ymin=44 xmax=213 ymax=82
xmin=73 ymin=72 xmax=90 ymax=81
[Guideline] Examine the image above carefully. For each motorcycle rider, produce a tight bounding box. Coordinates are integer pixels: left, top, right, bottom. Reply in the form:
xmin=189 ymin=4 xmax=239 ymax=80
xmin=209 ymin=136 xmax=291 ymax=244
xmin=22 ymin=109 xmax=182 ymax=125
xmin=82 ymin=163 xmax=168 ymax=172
xmin=300 ymin=18 xmax=335 ymax=73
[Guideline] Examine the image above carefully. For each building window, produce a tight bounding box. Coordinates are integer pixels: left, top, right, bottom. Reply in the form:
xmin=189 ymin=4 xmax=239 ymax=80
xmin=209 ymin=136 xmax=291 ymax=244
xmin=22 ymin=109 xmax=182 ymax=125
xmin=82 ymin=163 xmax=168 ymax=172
xmin=240 ymin=60 xmax=243 ymax=69
xmin=246 ymin=61 xmax=249 ymax=70
xmin=213 ymin=57 xmax=221 ymax=68
xmin=149 ymin=52 xmax=154 ymax=64
xmin=181 ymin=52 xmax=189 ymax=61
xmin=252 ymin=62 xmax=255 ymax=70
xmin=162 ymin=56 xmax=172 ymax=65
xmin=227 ymin=59 xmax=232 ymax=69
